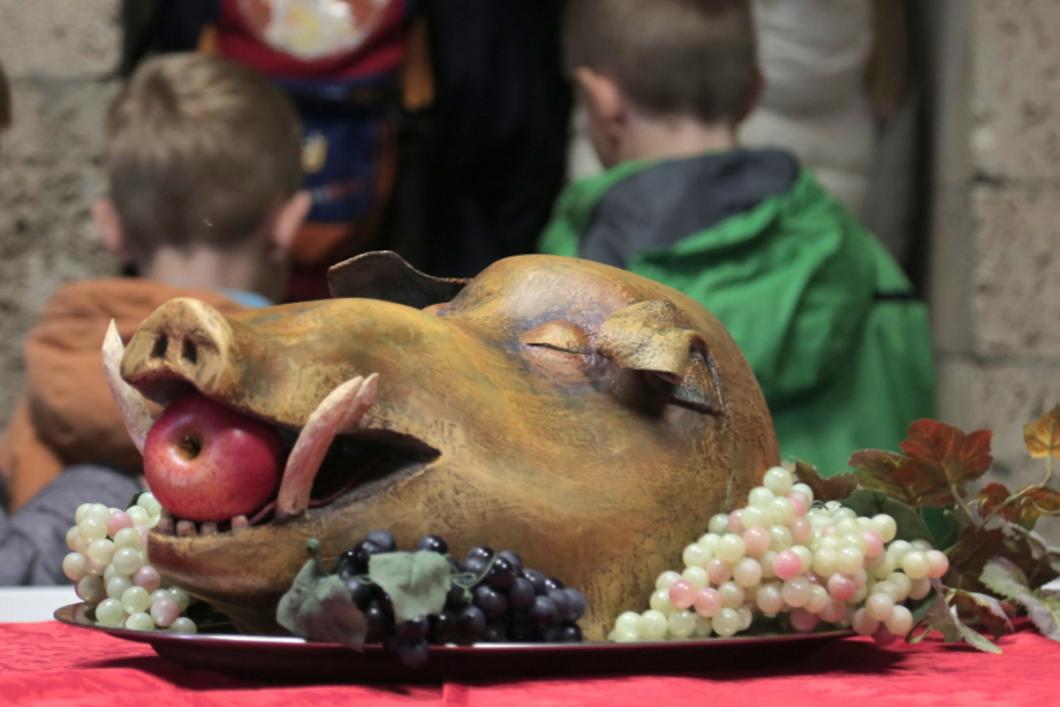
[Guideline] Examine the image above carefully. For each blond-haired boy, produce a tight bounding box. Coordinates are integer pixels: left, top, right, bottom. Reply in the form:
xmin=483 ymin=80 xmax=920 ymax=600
xmin=0 ymin=53 xmax=307 ymax=584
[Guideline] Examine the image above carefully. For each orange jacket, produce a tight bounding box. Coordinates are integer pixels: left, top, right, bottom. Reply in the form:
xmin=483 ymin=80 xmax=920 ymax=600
xmin=0 ymin=279 xmax=245 ymax=510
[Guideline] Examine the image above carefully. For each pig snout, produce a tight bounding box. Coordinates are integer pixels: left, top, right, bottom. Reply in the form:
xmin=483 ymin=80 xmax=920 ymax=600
xmin=121 ymin=298 xmax=239 ymax=402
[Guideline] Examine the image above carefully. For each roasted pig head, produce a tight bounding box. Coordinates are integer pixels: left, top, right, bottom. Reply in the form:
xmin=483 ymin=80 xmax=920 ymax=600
xmin=107 ymin=252 xmax=779 ymax=638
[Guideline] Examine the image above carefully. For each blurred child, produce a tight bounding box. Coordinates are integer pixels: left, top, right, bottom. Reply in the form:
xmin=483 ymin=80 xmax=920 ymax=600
xmin=0 ymin=52 xmax=308 ymax=584
xmin=539 ymin=0 xmax=935 ymax=474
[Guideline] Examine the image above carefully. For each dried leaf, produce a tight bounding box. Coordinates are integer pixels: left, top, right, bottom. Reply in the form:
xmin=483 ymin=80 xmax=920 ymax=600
xmin=847 ymin=450 xmax=919 ymax=506
xmin=1024 ymin=405 xmax=1060 ymax=459
xmin=276 ymin=555 xmax=367 ymax=648
xmin=895 ymin=420 xmax=993 ymax=507
xmin=977 ymin=483 xmax=1017 ymax=522
xmin=841 ymin=489 xmax=933 ymax=542
xmin=369 ymin=551 xmax=451 ymax=623
xmin=1023 ymin=486 xmax=1060 ymax=515
xmin=792 ymin=459 xmax=857 ymax=502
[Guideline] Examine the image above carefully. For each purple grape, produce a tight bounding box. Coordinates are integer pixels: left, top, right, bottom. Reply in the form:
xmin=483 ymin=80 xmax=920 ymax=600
xmin=366 ymin=529 xmax=396 ymax=552
xmin=473 ymin=584 xmax=509 ymax=619
xmin=565 ymin=589 xmax=588 ymax=621
xmin=530 ymin=595 xmax=558 ymax=626
xmin=397 ymin=639 xmax=430 ymax=669
xmin=445 ymin=584 xmax=470 ymax=610
xmin=347 ymin=539 xmax=383 ymax=574
xmin=466 ymin=546 xmax=494 ymax=563
xmin=498 ymin=549 xmax=524 ymax=574
xmin=548 ymin=588 xmax=574 ymax=621
xmin=487 ymin=556 xmax=516 ymax=590
xmin=508 ymin=616 xmax=538 ymax=642
xmin=482 ymin=621 xmax=508 ymax=642
xmin=543 ymin=576 xmax=565 ymax=591
xmin=344 ymin=577 xmax=374 ymax=608
xmin=559 ymin=623 xmax=583 ymax=642
xmin=397 ymin=615 xmax=429 ymax=642
xmin=365 ymin=603 xmax=393 ymax=642
xmin=428 ymin=610 xmax=457 ymax=644
xmin=416 ymin=534 xmax=449 ymax=554
xmin=463 ymin=555 xmax=489 ymax=576
xmin=523 ymin=568 xmax=547 ymax=595
xmin=508 ymin=577 xmax=535 ymax=610
xmin=457 ymin=605 xmax=486 ymax=641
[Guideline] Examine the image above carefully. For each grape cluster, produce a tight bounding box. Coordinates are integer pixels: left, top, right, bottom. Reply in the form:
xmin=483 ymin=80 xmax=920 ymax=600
xmin=335 ymin=531 xmax=587 ymax=667
xmin=610 ymin=466 xmax=949 ymax=643
xmin=62 ymin=493 xmax=197 ymax=633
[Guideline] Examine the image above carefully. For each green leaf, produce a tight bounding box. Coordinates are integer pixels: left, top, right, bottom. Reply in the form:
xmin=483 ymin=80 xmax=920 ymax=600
xmin=980 ymin=557 xmax=1032 ymax=601
xmin=981 ymin=557 xmax=1060 ymax=640
xmin=369 ymin=550 xmax=451 ymax=623
xmin=957 ymin=622 xmax=1004 ymax=654
xmin=276 ymin=554 xmax=368 ymax=648
xmin=841 ymin=489 xmax=933 ymax=542
xmin=911 ymin=591 xmax=1002 ymax=653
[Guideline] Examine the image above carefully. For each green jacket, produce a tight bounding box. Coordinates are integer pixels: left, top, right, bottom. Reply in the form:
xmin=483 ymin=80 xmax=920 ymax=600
xmin=538 ymin=158 xmax=936 ymax=475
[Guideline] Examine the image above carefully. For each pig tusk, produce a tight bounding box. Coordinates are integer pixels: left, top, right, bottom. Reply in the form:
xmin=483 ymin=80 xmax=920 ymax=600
xmin=101 ymin=320 xmax=156 ymax=454
xmin=275 ymin=373 xmax=379 ymax=519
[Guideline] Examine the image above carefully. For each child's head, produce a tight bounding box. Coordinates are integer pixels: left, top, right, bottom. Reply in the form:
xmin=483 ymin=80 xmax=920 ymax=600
xmin=563 ymin=0 xmax=760 ymax=166
xmin=94 ymin=52 xmax=309 ymax=300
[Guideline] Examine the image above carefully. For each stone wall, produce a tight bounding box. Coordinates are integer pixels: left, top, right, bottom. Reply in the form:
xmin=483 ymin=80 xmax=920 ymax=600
xmin=0 ymin=0 xmax=121 ymax=421
xmin=929 ymin=0 xmax=1060 ymax=539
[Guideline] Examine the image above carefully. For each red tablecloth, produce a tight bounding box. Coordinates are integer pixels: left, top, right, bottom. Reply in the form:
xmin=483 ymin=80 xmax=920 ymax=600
xmin=0 ymin=621 xmax=1056 ymax=706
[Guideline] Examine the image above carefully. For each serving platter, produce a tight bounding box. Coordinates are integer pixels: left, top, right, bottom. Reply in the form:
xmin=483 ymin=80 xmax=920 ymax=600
xmin=55 ymin=603 xmax=852 ymax=682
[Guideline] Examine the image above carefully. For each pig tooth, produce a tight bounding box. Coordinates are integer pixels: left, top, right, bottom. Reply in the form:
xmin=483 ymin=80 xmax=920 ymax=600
xmin=200 ymin=521 xmax=218 ymax=535
xmin=275 ymin=373 xmax=379 ymax=519
xmin=176 ymin=520 xmax=198 ymax=537
xmin=101 ymin=320 xmax=157 ymax=453
xmin=230 ymin=515 xmax=249 ymax=532
xmin=155 ymin=514 xmax=175 ymax=535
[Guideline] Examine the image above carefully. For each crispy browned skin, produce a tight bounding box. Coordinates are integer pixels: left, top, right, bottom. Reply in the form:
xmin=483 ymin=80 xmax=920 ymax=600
xmin=120 ymin=254 xmax=778 ymax=639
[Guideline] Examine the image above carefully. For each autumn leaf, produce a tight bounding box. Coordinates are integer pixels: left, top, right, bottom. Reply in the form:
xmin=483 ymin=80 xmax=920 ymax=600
xmin=894 ymin=419 xmax=993 ymax=507
xmin=847 ymin=450 xmax=919 ymax=506
xmin=792 ymin=459 xmax=857 ymax=502
xmin=977 ymin=483 xmax=1019 ymax=522
xmin=1023 ymin=486 xmax=1060 ymax=515
xmin=1024 ymin=406 xmax=1060 ymax=459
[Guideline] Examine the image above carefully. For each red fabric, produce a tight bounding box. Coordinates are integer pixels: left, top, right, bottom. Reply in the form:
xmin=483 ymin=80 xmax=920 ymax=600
xmin=0 ymin=621 xmax=1056 ymax=706
xmin=215 ymin=0 xmax=410 ymax=80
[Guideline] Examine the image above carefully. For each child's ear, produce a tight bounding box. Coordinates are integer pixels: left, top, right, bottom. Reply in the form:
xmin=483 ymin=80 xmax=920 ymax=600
xmin=575 ymin=67 xmax=625 ymax=128
xmin=271 ymin=190 xmax=311 ymax=253
xmin=92 ymin=198 xmax=129 ymax=260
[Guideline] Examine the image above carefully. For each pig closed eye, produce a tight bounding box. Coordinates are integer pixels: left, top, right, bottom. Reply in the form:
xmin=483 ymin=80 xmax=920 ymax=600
xmin=520 ymin=320 xmax=592 ymax=355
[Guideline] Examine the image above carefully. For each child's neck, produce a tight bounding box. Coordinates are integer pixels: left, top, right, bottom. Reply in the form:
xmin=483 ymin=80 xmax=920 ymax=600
xmin=141 ymin=245 xmax=279 ymax=301
xmin=618 ymin=112 xmax=737 ymax=163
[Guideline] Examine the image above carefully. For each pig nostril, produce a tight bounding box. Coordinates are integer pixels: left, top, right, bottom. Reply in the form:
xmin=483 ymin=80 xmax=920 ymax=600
xmin=181 ymin=339 xmax=198 ymax=365
xmin=151 ymin=335 xmax=168 ymax=359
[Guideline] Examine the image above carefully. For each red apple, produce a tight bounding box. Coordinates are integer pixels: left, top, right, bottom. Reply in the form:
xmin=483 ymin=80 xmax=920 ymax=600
xmin=143 ymin=393 xmax=284 ymax=522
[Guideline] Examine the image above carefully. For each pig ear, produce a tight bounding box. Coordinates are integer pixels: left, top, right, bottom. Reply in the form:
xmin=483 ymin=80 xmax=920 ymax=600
xmin=598 ymin=300 xmax=722 ymax=414
xmin=328 ymin=251 xmax=468 ymax=308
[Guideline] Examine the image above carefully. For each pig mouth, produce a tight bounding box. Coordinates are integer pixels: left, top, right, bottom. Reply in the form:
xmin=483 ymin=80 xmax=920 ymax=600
xmin=102 ymin=323 xmax=439 ymax=537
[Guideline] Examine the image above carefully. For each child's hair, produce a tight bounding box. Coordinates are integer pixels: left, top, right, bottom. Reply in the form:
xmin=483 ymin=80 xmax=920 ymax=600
xmin=105 ymin=52 xmax=302 ymax=259
xmin=563 ymin=0 xmax=757 ymax=126
xmin=0 ymin=61 xmax=11 ymax=132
